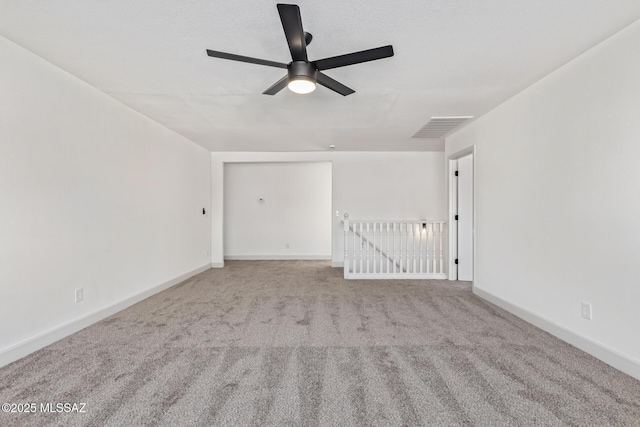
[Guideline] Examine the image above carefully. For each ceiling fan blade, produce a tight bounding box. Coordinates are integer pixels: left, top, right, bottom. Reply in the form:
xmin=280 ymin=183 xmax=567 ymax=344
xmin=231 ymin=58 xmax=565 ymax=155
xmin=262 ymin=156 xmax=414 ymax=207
xmin=315 ymin=45 xmax=394 ymax=71
xmin=316 ymin=72 xmax=355 ymax=96
xmin=277 ymin=4 xmax=307 ymax=61
xmin=263 ymin=75 xmax=289 ymax=95
xmin=206 ymin=49 xmax=287 ymax=69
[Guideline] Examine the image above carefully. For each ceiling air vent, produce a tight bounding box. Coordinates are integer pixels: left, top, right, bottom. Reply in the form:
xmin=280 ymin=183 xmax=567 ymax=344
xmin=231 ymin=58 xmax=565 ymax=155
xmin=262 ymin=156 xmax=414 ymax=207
xmin=411 ymin=116 xmax=473 ymax=139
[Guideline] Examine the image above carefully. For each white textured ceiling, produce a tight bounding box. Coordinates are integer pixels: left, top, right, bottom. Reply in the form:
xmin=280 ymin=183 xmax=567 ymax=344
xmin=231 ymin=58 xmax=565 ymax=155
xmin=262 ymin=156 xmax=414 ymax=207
xmin=2 ymin=1 xmax=640 ymax=152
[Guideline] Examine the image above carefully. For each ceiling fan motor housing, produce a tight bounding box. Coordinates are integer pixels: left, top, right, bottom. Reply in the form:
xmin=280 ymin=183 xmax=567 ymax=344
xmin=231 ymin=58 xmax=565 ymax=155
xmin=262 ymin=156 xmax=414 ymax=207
xmin=288 ymin=61 xmax=317 ymax=83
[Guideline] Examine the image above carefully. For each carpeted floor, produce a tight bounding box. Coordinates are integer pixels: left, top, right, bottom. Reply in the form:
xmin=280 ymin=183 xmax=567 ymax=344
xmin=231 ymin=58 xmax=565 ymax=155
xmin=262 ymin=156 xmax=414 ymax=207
xmin=1 ymin=261 xmax=639 ymax=426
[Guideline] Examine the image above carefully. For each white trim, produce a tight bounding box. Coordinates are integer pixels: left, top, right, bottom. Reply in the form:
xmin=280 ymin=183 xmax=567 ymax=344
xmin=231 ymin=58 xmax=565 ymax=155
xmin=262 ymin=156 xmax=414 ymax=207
xmin=0 ymin=263 xmax=211 ymax=368
xmin=211 ymin=261 xmax=224 ymax=268
xmin=474 ymin=287 xmax=640 ymax=381
xmin=447 ymin=146 xmax=476 ymax=281
xmin=224 ymin=255 xmax=331 ymax=260
xmin=331 ymin=260 xmax=344 ymax=268
xmin=448 ymin=157 xmax=458 ymax=280
xmin=347 ymin=273 xmax=447 ymax=280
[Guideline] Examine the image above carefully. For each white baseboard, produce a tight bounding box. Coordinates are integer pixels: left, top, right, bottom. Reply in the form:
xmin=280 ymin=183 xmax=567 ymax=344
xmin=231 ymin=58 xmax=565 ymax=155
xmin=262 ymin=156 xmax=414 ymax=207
xmin=211 ymin=261 xmax=224 ymax=268
xmin=0 ymin=263 xmax=211 ymax=369
xmin=224 ymin=255 xmax=331 ymax=260
xmin=473 ymin=287 xmax=640 ymax=381
xmin=331 ymin=260 xmax=344 ymax=268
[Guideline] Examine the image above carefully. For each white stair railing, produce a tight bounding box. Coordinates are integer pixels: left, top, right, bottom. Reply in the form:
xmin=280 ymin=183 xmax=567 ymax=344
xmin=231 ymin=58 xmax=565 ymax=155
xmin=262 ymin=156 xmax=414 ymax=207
xmin=342 ymin=213 xmax=447 ymax=279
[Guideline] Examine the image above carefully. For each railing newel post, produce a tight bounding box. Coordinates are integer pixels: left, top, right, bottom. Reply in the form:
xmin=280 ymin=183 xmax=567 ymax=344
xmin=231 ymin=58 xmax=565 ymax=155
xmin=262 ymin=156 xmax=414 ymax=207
xmin=343 ymin=213 xmax=350 ymax=278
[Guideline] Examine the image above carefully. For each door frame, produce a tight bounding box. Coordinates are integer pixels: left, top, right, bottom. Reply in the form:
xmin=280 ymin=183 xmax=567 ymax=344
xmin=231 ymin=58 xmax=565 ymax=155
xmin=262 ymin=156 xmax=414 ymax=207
xmin=447 ymin=146 xmax=475 ymax=281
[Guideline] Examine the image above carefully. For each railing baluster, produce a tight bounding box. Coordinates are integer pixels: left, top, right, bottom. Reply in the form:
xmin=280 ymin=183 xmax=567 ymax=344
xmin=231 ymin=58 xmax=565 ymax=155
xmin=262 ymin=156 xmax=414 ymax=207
xmin=398 ymin=223 xmax=402 ymax=273
xmin=359 ymin=223 xmax=363 ymax=274
xmin=433 ymin=222 xmax=437 ymax=274
xmin=424 ymin=223 xmax=428 ymax=273
xmin=433 ymin=222 xmax=438 ymax=274
xmin=432 ymin=223 xmax=437 ymax=273
xmin=410 ymin=223 xmax=413 ymax=273
xmin=404 ymin=222 xmax=411 ymax=273
xmin=364 ymin=222 xmax=368 ymax=274
xmin=408 ymin=222 xmax=411 ymax=273
xmin=425 ymin=223 xmax=430 ymax=274
xmin=419 ymin=222 xmax=423 ymax=273
xmin=427 ymin=224 xmax=433 ymax=273
xmin=373 ymin=222 xmax=376 ymax=274
xmin=406 ymin=223 xmax=409 ymax=273
xmin=343 ymin=215 xmax=349 ymax=278
xmin=376 ymin=223 xmax=379 ymax=274
xmin=397 ymin=223 xmax=401 ymax=273
xmin=409 ymin=222 xmax=412 ymax=273
xmin=396 ymin=223 xmax=400 ymax=273
xmin=386 ymin=223 xmax=389 ymax=273
xmin=423 ymin=223 xmax=427 ymax=274
xmin=405 ymin=223 xmax=409 ymax=273
xmin=431 ymin=223 xmax=435 ymax=273
xmin=352 ymin=221 xmax=356 ymax=273
xmin=376 ymin=223 xmax=380 ymax=273
xmin=405 ymin=222 xmax=408 ymax=273
xmin=438 ymin=223 xmax=443 ymax=273
xmin=398 ymin=222 xmax=401 ymax=273
xmin=431 ymin=224 xmax=438 ymax=273
xmin=365 ymin=223 xmax=369 ymax=273
xmin=378 ymin=222 xmax=382 ymax=273
xmin=371 ymin=222 xmax=374 ymax=274
xmin=411 ymin=223 xmax=416 ymax=273
xmin=372 ymin=222 xmax=376 ymax=274
xmin=424 ymin=222 xmax=428 ymax=273
xmin=392 ymin=223 xmax=396 ymax=273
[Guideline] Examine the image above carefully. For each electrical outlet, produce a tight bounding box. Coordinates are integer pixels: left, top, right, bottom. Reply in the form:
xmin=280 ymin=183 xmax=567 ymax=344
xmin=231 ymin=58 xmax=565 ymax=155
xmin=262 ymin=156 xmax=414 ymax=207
xmin=581 ymin=302 xmax=592 ymax=320
xmin=75 ymin=288 xmax=84 ymax=303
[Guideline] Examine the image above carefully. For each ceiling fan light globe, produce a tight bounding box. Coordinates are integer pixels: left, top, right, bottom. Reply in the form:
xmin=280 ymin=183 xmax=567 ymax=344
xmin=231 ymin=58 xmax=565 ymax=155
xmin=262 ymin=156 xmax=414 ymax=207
xmin=287 ymin=78 xmax=316 ymax=94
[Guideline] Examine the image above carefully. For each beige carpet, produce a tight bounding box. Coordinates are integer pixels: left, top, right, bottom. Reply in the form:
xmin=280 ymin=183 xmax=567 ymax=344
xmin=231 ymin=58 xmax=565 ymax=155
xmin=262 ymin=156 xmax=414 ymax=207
xmin=1 ymin=261 xmax=639 ymax=426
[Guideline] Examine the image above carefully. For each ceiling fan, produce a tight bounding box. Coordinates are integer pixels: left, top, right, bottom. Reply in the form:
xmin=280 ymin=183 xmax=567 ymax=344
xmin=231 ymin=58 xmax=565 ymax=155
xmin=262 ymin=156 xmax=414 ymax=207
xmin=206 ymin=3 xmax=394 ymax=96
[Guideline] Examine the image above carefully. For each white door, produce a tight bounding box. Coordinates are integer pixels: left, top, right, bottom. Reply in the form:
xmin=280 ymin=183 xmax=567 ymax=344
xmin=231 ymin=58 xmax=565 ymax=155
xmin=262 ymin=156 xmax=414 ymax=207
xmin=457 ymin=154 xmax=473 ymax=281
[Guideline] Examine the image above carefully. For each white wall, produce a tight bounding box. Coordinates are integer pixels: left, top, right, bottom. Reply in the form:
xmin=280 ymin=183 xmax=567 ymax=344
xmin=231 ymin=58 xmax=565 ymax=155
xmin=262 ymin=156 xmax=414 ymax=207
xmin=212 ymin=152 xmax=446 ymax=267
xmin=224 ymin=162 xmax=332 ymax=259
xmin=0 ymin=35 xmax=211 ymax=366
xmin=446 ymin=20 xmax=640 ymax=378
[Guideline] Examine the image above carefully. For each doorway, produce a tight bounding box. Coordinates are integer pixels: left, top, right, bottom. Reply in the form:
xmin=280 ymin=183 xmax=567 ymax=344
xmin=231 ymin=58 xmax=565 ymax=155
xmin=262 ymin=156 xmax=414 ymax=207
xmin=223 ymin=161 xmax=332 ymax=260
xmin=448 ymin=149 xmax=474 ymax=281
